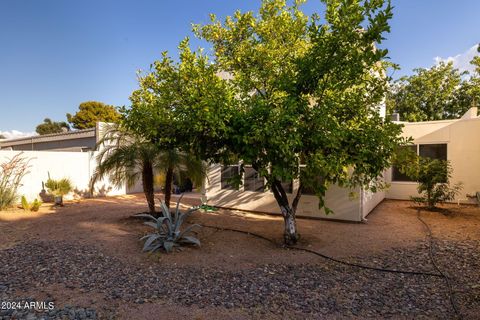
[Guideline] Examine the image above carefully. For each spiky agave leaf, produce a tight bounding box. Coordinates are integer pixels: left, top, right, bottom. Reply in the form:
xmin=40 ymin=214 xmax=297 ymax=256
xmin=139 ymin=198 xmax=202 ymax=253
xmin=179 ymin=236 xmax=201 ymax=246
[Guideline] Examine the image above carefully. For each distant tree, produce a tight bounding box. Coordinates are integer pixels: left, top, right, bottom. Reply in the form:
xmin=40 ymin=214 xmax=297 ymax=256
xmin=386 ymin=62 xmax=470 ymax=121
xmin=0 ymin=134 xmax=5 ymax=139
xmin=67 ymin=101 xmax=120 ymax=130
xmin=467 ymin=45 xmax=480 ymax=105
xmin=35 ymin=118 xmax=70 ymax=135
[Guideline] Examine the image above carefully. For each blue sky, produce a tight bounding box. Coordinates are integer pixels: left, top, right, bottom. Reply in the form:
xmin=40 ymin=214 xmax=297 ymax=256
xmin=0 ymin=0 xmax=479 ymax=135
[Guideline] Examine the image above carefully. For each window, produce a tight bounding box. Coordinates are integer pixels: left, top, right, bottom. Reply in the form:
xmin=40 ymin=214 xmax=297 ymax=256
xmin=392 ymin=143 xmax=447 ymax=182
xmin=419 ymin=144 xmax=447 ymax=160
xmin=244 ymin=167 xmax=265 ymax=192
xmin=221 ymin=165 xmax=239 ymax=190
xmin=392 ymin=145 xmax=417 ymax=182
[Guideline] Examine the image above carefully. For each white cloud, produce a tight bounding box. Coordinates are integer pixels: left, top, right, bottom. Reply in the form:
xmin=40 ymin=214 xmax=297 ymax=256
xmin=0 ymin=130 xmax=37 ymax=140
xmin=434 ymin=44 xmax=479 ymax=74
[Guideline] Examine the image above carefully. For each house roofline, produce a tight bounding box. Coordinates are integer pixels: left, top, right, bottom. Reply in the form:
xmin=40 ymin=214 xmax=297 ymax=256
xmin=0 ymin=128 xmax=96 ymax=147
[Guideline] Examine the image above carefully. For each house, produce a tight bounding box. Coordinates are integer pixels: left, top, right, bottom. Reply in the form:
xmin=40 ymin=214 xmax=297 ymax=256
xmin=0 ymin=123 xmax=134 ymax=201
xmin=0 ymin=123 xmax=104 ymax=152
xmin=386 ymin=106 xmax=480 ymax=203
xmin=204 ymin=107 xmax=480 ymax=222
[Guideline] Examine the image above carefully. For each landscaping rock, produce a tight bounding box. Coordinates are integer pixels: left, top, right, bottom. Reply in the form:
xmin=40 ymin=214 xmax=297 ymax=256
xmin=0 ymin=239 xmax=478 ymax=319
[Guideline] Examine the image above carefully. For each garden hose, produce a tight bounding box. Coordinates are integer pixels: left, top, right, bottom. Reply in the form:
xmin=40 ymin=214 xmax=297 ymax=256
xmin=200 ymin=217 xmax=463 ymax=319
xmin=199 ymin=224 xmax=443 ymax=277
xmin=416 ymin=209 xmax=462 ymax=319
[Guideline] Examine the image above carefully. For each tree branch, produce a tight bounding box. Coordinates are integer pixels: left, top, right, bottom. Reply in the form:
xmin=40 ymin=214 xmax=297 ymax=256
xmin=292 ymin=182 xmax=303 ymax=214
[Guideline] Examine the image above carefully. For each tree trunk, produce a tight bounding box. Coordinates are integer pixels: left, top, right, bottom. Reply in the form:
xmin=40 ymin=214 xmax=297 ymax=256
xmin=271 ymin=178 xmax=299 ymax=245
xmin=164 ymin=166 xmax=174 ymax=208
xmin=280 ymin=205 xmax=299 ymax=245
xmin=142 ymin=160 xmax=155 ymax=214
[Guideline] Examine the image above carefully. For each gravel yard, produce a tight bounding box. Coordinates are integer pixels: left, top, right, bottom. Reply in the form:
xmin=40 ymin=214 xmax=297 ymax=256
xmin=0 ymin=195 xmax=479 ymax=319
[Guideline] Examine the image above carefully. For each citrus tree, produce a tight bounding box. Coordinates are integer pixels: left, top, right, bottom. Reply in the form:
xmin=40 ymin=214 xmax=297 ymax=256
xmin=193 ymin=0 xmax=404 ymax=244
xmin=123 ymin=0 xmax=405 ymax=244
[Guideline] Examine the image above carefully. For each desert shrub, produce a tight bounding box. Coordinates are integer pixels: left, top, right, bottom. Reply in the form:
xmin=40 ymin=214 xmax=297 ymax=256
xmin=0 ymin=154 xmax=30 ymax=210
xmin=137 ymin=198 xmax=201 ymax=253
xmin=21 ymin=196 xmax=42 ymax=212
xmin=411 ymin=158 xmax=463 ymax=209
xmin=45 ymin=177 xmax=73 ymax=196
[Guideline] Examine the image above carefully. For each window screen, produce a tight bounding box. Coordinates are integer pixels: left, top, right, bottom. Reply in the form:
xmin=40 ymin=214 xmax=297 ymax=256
xmin=221 ymin=165 xmax=239 ymax=190
xmin=244 ymin=167 xmax=265 ymax=192
xmin=392 ymin=145 xmax=417 ymax=182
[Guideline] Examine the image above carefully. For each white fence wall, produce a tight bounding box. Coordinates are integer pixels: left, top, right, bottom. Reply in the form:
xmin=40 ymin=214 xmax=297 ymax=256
xmin=0 ymin=150 xmax=126 ymax=203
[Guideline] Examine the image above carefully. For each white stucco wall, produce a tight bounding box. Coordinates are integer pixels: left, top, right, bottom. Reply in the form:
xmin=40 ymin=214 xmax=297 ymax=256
xmin=386 ymin=113 xmax=480 ymax=204
xmin=0 ymin=150 xmax=126 ymax=203
xmin=204 ymin=164 xmax=378 ymax=222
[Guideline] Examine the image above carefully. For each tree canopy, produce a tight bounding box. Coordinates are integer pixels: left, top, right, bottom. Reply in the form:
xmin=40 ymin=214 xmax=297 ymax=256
xmin=35 ymin=118 xmax=70 ymax=135
xmin=123 ymin=39 xmax=234 ymax=159
xmin=123 ymin=0 xmax=405 ymax=244
xmin=67 ymin=101 xmax=120 ymax=130
xmin=386 ymin=56 xmax=480 ymax=121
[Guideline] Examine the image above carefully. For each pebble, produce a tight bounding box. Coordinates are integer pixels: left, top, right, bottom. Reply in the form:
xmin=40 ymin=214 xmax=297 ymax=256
xmin=0 ymin=239 xmax=478 ymax=319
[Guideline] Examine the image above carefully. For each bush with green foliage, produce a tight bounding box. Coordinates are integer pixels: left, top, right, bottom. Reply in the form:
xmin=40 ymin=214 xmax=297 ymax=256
xmin=45 ymin=177 xmax=73 ymax=197
xmin=0 ymin=154 xmax=30 ymax=210
xmin=410 ymin=158 xmax=463 ymax=209
xmin=21 ymin=196 xmax=42 ymax=212
xmin=137 ymin=198 xmax=201 ymax=253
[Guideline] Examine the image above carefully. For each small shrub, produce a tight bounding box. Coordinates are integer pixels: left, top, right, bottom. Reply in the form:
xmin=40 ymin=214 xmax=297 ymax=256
xmin=0 ymin=154 xmax=30 ymax=210
xmin=137 ymin=198 xmax=201 ymax=253
xmin=45 ymin=177 xmax=73 ymax=196
xmin=411 ymin=158 xmax=463 ymax=209
xmin=20 ymin=196 xmax=42 ymax=212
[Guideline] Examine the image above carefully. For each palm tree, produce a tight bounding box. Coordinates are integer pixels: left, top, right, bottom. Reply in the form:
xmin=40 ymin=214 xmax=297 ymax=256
xmin=91 ymin=124 xmax=206 ymax=213
xmin=91 ymin=124 xmax=160 ymax=213
xmin=159 ymin=150 xmax=205 ymax=208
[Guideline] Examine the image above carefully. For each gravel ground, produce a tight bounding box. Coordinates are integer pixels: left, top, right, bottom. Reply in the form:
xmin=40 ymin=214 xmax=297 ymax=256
xmin=1 ymin=239 xmax=479 ymax=319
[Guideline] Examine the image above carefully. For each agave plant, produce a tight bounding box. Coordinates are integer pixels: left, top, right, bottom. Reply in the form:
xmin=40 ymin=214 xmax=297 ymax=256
xmin=137 ymin=197 xmax=201 ymax=253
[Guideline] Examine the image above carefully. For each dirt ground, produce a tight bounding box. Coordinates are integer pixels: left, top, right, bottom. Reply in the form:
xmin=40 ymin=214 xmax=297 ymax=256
xmin=0 ymin=194 xmax=479 ymax=319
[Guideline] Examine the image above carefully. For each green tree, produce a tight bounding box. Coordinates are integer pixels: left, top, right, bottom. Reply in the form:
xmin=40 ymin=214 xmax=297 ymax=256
xmin=410 ymin=158 xmax=462 ymax=210
xmin=67 ymin=101 xmax=120 ymax=130
xmin=123 ymin=0 xmax=404 ymax=244
xmin=35 ymin=118 xmax=70 ymax=135
xmin=123 ymin=39 xmax=233 ymax=208
xmin=386 ymin=61 xmax=474 ymax=121
xmin=467 ymin=44 xmax=480 ymax=106
xmin=193 ymin=0 xmax=404 ymax=244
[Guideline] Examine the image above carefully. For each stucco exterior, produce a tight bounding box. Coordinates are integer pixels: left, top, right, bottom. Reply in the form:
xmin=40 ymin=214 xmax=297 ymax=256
xmin=205 ymin=107 xmax=480 ymax=221
xmin=205 ymin=164 xmax=384 ymax=222
xmin=386 ymin=108 xmax=480 ymax=204
xmin=0 ymin=150 xmax=126 ymax=202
